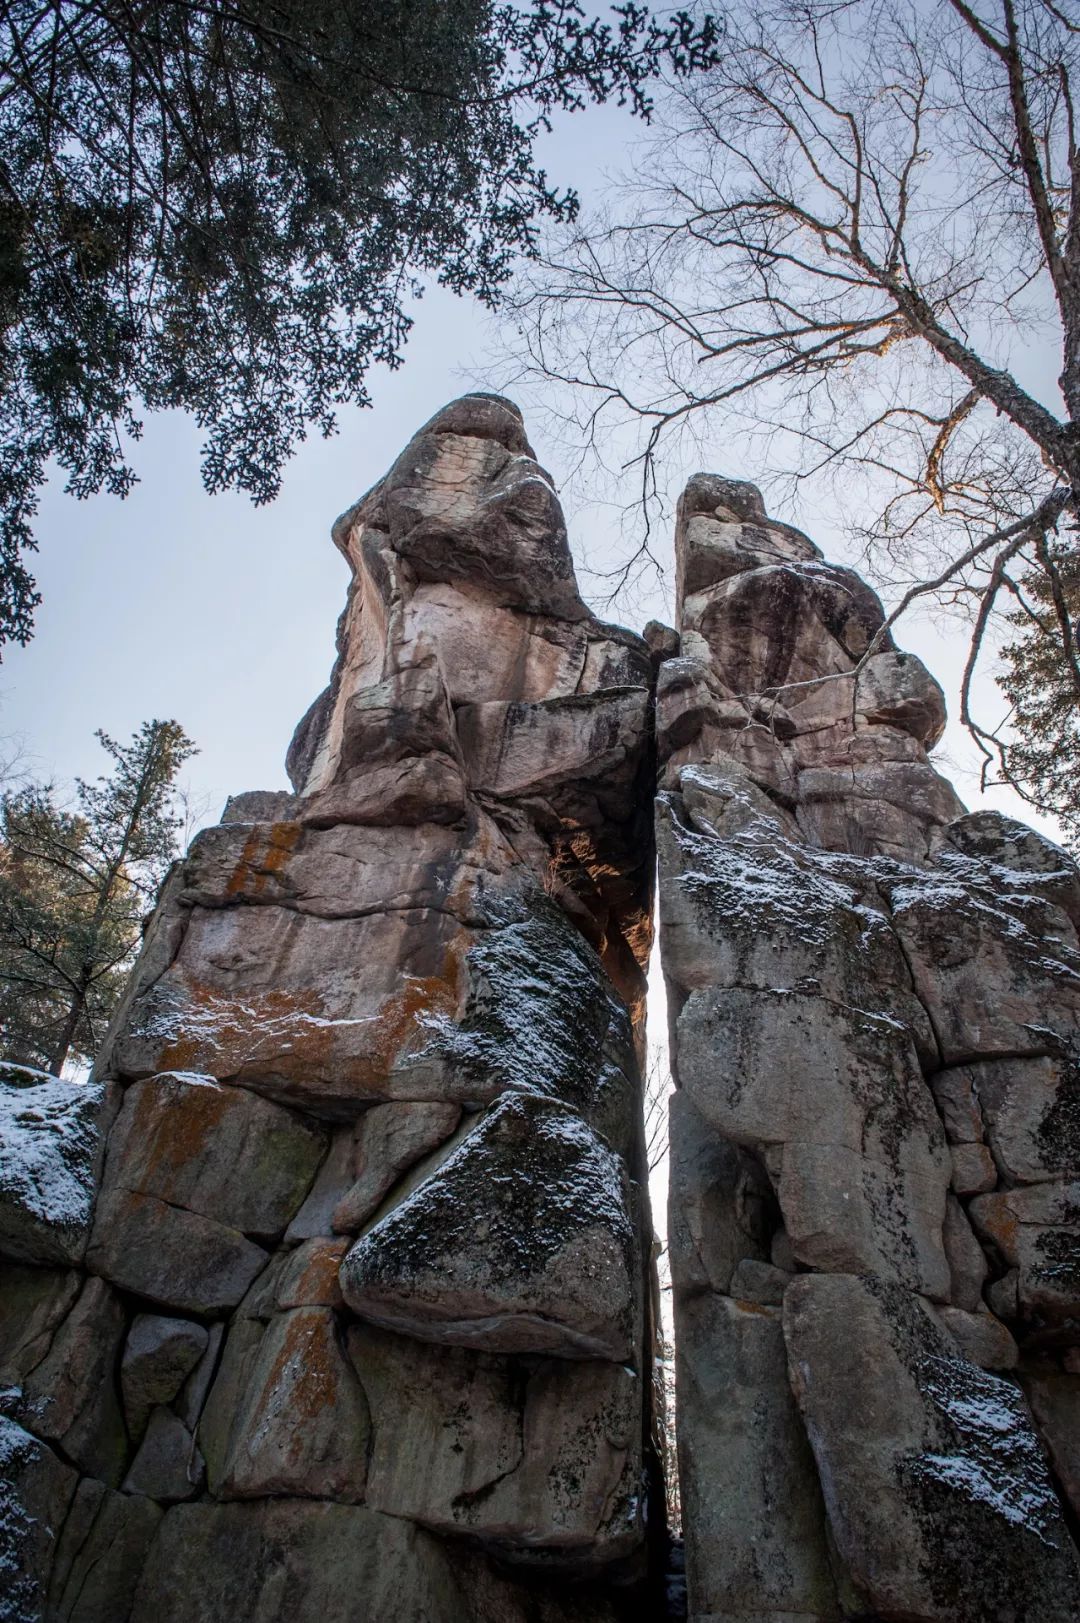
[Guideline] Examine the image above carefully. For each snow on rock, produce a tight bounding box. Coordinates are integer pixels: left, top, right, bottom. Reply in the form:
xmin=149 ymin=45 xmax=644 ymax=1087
xmin=0 ymin=1066 xmax=106 ymax=1266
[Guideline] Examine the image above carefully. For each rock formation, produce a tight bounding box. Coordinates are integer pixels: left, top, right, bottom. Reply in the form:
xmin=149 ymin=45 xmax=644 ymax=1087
xmin=0 ymin=396 xmax=658 ymax=1622
xmin=659 ymin=475 xmax=1080 ymax=1621
xmin=3 ymin=403 xmax=1080 ymax=1622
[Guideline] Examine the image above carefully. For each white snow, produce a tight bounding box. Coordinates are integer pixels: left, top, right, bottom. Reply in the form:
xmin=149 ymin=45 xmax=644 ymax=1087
xmin=0 ymin=1069 xmax=102 ymax=1230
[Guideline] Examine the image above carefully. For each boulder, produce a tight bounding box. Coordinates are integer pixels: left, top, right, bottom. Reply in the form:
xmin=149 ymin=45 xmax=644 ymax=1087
xmin=111 ymin=904 xmax=472 ymax=1116
xmin=942 ymin=811 xmax=1080 ymax=929
xmin=933 ymin=1305 xmax=1018 ymax=1370
xmin=666 ymin=1089 xmax=772 ymax=1294
xmin=958 ymin=1054 xmax=1080 ymax=1185
xmin=87 ymin=1073 xmax=324 ymax=1311
xmin=0 ymin=1263 xmax=80 ymax=1386
xmin=854 ymin=651 xmax=946 ymax=747
xmin=330 ymin=1100 xmax=462 ymax=1231
xmin=88 ymin=1188 xmax=268 ymax=1316
xmin=122 ymin=1314 xmax=209 ymax=1439
xmin=1022 ymin=1368 xmax=1080 ymax=1519
xmin=886 ymin=871 xmax=1080 ymax=1064
xmin=783 ymin=1274 xmax=1080 ymax=1621
xmin=275 ymin=1238 xmax=348 ymax=1309
xmin=656 ymin=797 xmax=935 ymax=1063
xmin=203 ymin=1308 xmax=369 ymax=1502
xmin=129 ymin=1497 xmax=620 ymax=1623
xmin=340 ymin=1094 xmax=638 ymax=1359
xmin=942 ymin=1194 xmax=989 ymax=1312
xmin=123 ymin=1406 xmax=205 ymax=1502
xmin=94 ymin=1073 xmax=326 ymax=1238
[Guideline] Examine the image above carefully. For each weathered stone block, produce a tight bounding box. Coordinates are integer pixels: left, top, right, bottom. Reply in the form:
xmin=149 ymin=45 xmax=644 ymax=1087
xmin=20 ymin=1276 xmax=127 ymax=1486
xmin=783 ymin=1274 xmax=1080 ymax=1621
xmin=349 ymin=1322 xmax=643 ymax=1570
xmin=0 ymin=1263 xmax=80 ymax=1386
xmin=0 ymin=1416 xmax=77 ymax=1619
xmin=676 ymin=1292 xmax=839 ymax=1619
xmin=95 ymin=1072 xmax=326 ymax=1238
xmin=128 ymin=1497 xmax=620 ymax=1623
xmin=677 ymin=986 xmax=950 ymax=1296
xmin=121 ymin=1314 xmax=209 ymax=1439
xmin=47 ymin=1476 xmax=162 ymax=1623
xmin=340 ymin=1093 xmax=638 ymax=1359
xmin=204 ymin=1308 xmax=369 ymax=1502
xmin=969 ymin=1181 xmax=1080 ymax=1319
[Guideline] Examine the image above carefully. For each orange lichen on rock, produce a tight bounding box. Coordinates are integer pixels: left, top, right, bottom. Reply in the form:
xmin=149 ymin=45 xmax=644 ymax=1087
xmin=224 ymin=822 xmax=303 ymax=898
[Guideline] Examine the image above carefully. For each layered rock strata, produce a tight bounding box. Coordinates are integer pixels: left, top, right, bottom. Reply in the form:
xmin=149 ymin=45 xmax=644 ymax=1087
xmin=660 ymin=475 xmax=1080 ymax=1621
xmin=0 ymin=397 xmax=657 ymax=1622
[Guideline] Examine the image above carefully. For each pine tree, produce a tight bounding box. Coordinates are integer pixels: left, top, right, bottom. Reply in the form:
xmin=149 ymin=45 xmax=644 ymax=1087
xmin=0 ymin=0 xmax=717 ymax=646
xmin=0 ymin=719 xmax=195 ymax=1073
xmin=998 ymin=547 xmax=1080 ymax=851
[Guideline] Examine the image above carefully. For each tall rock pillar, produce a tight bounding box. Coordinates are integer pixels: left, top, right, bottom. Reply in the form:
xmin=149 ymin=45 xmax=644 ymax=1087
xmin=0 ymin=396 xmax=658 ymax=1622
xmin=658 ymin=475 xmax=1080 ymax=1622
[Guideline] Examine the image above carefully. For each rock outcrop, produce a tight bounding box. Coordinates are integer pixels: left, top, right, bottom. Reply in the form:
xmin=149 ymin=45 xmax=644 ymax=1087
xmin=659 ymin=476 xmax=1080 ymax=1621
xmin=0 ymin=397 xmax=657 ymax=1622
xmin=4 ymin=407 xmax=1080 ymax=1622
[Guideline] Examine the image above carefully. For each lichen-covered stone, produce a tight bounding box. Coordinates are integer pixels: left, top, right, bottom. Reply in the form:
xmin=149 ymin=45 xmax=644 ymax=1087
xmin=93 ymin=1072 xmax=326 ymax=1238
xmin=203 ymin=1308 xmax=369 ymax=1502
xmin=340 ymin=1093 xmax=638 ymax=1359
xmin=886 ymin=869 xmax=1080 ymax=1064
xmin=660 ymin=470 xmax=1080 ymax=1619
xmin=783 ymin=1274 xmax=1080 ymax=1621
xmin=677 ymin=986 xmax=950 ymax=1296
xmin=958 ymin=1052 xmax=1080 ymax=1185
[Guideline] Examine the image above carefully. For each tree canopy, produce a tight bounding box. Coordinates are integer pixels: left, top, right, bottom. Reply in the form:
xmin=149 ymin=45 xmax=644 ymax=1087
xmin=0 ymin=0 xmax=717 ymax=647
xmin=0 ymin=718 xmax=195 ymax=1072
xmin=508 ymin=0 xmax=1080 ymax=828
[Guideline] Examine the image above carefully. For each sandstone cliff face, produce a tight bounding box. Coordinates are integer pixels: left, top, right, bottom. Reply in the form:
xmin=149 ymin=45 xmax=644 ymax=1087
xmin=0 ymin=396 xmax=657 ymax=1622
xmin=3 ymin=403 xmax=1080 ymax=1623
xmin=659 ymin=477 xmax=1080 ymax=1621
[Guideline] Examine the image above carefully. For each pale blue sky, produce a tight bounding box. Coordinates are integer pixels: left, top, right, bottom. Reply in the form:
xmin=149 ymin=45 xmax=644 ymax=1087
xmin=0 ymin=97 xmax=1062 ymax=848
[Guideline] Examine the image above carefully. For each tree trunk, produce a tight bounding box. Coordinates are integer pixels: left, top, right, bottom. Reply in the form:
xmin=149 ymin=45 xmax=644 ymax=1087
xmin=49 ymin=982 xmax=86 ymax=1075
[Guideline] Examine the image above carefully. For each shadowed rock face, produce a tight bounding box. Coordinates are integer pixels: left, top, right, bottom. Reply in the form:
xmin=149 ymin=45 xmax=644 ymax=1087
xmin=661 ymin=476 xmax=1080 ymax=1622
xmin=4 ymin=418 xmax=1080 ymax=1623
xmin=0 ymin=397 xmax=657 ymax=1621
